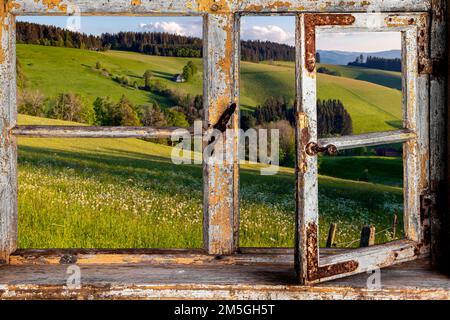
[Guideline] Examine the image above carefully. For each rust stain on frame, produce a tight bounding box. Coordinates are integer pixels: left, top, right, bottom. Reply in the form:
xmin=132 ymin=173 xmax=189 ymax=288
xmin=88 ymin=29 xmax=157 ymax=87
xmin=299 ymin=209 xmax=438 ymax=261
xmin=196 ymin=0 xmax=231 ymax=13
xmin=1 ymin=0 xmax=20 ymax=64
xmin=216 ymin=16 xmax=234 ymax=112
xmin=304 ymin=14 xmax=356 ymax=73
xmin=417 ymin=28 xmax=430 ymax=74
xmin=306 ymin=222 xmax=358 ymax=282
xmin=36 ymin=0 xmax=68 ymax=12
xmin=306 ymin=222 xmax=320 ymax=279
xmin=296 ymin=112 xmax=310 ymax=173
xmin=385 ymin=14 xmax=432 ymax=76
xmin=243 ymin=1 xmax=294 ymax=12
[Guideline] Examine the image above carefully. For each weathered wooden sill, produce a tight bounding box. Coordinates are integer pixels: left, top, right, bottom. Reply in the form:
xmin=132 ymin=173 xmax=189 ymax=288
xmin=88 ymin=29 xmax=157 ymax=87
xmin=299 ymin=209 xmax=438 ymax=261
xmin=0 ymin=249 xmax=449 ymax=300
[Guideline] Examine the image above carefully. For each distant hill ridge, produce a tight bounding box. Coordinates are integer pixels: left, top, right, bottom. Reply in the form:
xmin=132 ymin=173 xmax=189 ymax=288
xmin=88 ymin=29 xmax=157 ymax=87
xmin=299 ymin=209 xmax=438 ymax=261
xmin=17 ymin=21 xmax=293 ymax=62
xmin=17 ymin=21 xmax=400 ymax=65
xmin=318 ymin=50 xmax=402 ymax=65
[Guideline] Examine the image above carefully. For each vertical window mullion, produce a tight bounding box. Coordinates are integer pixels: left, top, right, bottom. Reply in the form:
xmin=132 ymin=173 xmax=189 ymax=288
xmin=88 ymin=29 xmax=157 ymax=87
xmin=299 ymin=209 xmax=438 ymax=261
xmin=0 ymin=13 xmax=18 ymax=263
xmin=403 ymin=15 xmax=430 ymax=243
xmin=295 ymin=13 xmax=320 ymax=284
xmin=203 ymin=13 xmax=239 ymax=255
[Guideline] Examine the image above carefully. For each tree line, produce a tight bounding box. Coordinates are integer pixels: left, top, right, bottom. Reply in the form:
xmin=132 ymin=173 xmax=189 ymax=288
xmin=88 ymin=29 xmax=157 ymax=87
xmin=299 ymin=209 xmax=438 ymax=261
xmin=241 ymin=40 xmax=295 ymax=62
xmin=101 ymin=31 xmax=203 ymax=58
xmin=18 ymin=89 xmax=193 ymax=129
xmin=241 ymin=96 xmax=352 ymax=137
xmin=17 ymin=21 xmax=300 ymax=62
xmin=240 ymin=97 xmax=352 ymax=166
xmin=317 ymin=66 xmax=341 ymax=76
xmin=17 ymin=21 xmax=105 ymax=50
xmin=18 ymin=60 xmax=203 ymax=130
xmin=348 ymin=54 xmax=402 ymax=72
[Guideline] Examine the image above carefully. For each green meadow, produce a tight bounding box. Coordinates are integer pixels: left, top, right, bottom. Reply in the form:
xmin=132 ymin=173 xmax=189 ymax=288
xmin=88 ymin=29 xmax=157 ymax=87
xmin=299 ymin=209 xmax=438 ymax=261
xmin=18 ymin=115 xmax=403 ymax=249
xmin=16 ymin=44 xmax=404 ymax=249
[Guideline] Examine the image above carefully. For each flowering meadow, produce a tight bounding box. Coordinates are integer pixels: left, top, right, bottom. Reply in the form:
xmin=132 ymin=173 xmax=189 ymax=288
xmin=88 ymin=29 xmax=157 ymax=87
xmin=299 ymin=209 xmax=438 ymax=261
xmin=18 ymin=115 xmax=403 ymax=249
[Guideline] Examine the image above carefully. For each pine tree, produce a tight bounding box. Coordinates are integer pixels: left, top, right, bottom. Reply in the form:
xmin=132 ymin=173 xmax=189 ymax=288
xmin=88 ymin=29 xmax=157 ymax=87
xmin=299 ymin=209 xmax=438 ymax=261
xmin=182 ymin=65 xmax=193 ymax=82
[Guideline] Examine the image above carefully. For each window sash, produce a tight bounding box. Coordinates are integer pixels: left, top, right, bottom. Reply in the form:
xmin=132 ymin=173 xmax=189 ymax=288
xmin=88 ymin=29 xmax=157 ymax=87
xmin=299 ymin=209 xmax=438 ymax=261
xmin=294 ymin=12 xmax=430 ymax=284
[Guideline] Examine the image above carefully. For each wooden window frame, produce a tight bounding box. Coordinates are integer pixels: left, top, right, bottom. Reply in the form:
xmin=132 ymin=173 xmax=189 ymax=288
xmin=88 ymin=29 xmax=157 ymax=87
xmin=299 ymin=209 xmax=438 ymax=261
xmin=0 ymin=0 xmax=445 ymax=285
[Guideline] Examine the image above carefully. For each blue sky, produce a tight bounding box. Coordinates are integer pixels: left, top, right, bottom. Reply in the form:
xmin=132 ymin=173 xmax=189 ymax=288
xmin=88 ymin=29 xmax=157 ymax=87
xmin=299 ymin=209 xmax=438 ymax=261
xmin=17 ymin=16 xmax=401 ymax=52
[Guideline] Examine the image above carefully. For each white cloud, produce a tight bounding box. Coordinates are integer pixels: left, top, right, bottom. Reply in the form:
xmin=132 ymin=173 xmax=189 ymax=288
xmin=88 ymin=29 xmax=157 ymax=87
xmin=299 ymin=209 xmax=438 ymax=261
xmin=139 ymin=22 xmax=185 ymax=35
xmin=242 ymin=25 xmax=294 ymax=45
xmin=139 ymin=21 xmax=202 ymax=38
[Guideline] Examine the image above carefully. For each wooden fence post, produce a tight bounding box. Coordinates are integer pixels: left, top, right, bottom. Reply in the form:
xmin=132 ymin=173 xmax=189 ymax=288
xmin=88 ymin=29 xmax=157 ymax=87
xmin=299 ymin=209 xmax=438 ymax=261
xmin=326 ymin=223 xmax=337 ymax=248
xmin=360 ymin=226 xmax=376 ymax=247
xmin=392 ymin=214 xmax=398 ymax=239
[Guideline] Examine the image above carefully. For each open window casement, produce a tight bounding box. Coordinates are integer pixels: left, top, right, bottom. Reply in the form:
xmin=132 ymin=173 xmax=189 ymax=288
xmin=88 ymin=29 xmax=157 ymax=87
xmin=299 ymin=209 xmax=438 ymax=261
xmin=295 ymin=13 xmax=430 ymax=284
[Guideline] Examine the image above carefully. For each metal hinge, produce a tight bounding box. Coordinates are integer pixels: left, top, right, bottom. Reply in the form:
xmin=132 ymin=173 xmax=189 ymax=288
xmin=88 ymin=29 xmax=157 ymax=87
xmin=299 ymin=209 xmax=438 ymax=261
xmin=419 ymin=58 xmax=446 ymax=76
xmin=420 ymin=191 xmax=437 ymax=244
xmin=206 ymin=103 xmax=237 ymax=155
xmin=421 ymin=190 xmax=436 ymax=205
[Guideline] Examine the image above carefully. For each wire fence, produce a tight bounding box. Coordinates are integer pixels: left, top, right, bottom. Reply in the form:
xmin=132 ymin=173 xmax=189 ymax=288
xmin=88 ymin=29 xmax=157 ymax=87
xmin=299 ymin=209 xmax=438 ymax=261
xmin=327 ymin=213 xmax=399 ymax=248
xmin=339 ymin=226 xmax=395 ymax=248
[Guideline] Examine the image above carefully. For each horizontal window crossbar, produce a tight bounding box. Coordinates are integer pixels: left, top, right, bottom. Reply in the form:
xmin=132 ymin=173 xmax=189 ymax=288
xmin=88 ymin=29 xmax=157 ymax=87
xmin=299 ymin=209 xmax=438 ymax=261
xmin=11 ymin=125 xmax=194 ymax=139
xmin=318 ymin=129 xmax=416 ymax=151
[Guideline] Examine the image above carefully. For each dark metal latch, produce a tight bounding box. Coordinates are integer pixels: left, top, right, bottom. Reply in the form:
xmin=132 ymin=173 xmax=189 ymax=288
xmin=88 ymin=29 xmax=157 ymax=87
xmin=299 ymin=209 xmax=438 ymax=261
xmin=305 ymin=142 xmax=338 ymax=156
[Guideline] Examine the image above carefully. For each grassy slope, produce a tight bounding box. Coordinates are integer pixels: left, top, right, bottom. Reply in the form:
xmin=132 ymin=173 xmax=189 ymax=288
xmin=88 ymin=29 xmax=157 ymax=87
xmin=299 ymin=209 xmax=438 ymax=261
xmin=17 ymin=44 xmax=203 ymax=108
xmin=319 ymin=156 xmax=403 ymax=187
xmin=267 ymin=61 xmax=402 ymax=90
xmin=18 ymin=44 xmax=402 ymax=134
xmin=244 ymin=60 xmax=403 ymax=133
xmin=318 ymin=74 xmax=402 ymax=132
xmin=318 ymin=63 xmax=402 ymax=91
xmin=18 ymin=114 xmax=403 ymax=248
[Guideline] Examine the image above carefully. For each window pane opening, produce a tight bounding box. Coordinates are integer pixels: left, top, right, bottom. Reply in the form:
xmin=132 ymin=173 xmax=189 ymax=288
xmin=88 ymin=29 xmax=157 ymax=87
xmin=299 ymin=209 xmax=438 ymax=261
xmin=316 ymin=31 xmax=403 ymax=136
xmin=16 ymin=16 xmax=204 ymax=249
xmin=314 ymin=31 xmax=405 ymax=249
xmin=318 ymin=144 xmax=404 ymax=249
xmin=238 ymin=15 xmax=296 ymax=248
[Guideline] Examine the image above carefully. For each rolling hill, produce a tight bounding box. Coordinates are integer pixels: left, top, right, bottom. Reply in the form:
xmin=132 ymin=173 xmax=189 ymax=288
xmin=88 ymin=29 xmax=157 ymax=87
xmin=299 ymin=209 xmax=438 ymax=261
xmin=243 ymin=60 xmax=402 ymax=133
xmin=17 ymin=44 xmax=402 ymax=134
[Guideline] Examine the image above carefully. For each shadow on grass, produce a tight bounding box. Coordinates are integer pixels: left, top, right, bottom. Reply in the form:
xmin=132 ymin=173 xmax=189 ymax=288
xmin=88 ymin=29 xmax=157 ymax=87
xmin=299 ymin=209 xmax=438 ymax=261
xmin=153 ymin=70 xmax=177 ymax=81
xmin=127 ymin=73 xmax=142 ymax=80
xmin=355 ymin=74 xmax=402 ymax=91
xmin=385 ymin=120 xmax=403 ymax=129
